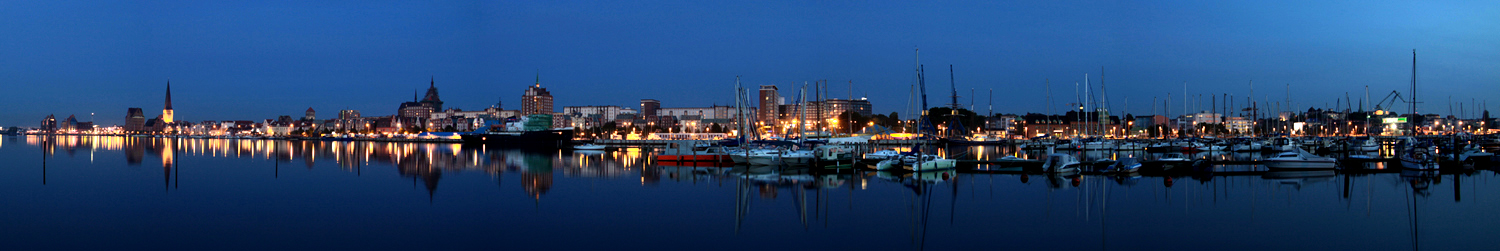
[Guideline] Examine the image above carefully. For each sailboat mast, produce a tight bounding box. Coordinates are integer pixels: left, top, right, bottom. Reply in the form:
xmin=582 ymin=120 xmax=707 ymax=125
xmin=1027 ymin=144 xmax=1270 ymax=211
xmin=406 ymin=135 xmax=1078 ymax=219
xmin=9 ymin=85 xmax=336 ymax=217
xmin=800 ymin=82 xmax=807 ymax=142
xmin=1411 ymin=49 xmax=1418 ymax=130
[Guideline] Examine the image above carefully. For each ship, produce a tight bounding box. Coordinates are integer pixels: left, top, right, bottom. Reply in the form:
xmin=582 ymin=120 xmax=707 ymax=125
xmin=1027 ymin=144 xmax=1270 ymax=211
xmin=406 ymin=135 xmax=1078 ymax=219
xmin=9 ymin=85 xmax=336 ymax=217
xmin=460 ymin=129 xmax=573 ymax=149
xmin=460 ymin=114 xmax=574 ymax=149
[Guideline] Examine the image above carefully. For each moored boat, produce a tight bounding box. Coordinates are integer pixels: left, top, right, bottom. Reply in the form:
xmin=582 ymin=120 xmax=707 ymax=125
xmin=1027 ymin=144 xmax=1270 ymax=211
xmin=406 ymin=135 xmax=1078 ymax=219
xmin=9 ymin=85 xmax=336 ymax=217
xmin=1262 ymin=148 xmax=1338 ymax=170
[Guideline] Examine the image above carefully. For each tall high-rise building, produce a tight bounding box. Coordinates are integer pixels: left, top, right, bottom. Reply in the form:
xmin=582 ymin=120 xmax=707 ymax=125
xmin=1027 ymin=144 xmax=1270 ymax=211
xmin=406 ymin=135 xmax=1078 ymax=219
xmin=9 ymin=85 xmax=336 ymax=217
xmin=640 ymin=99 xmax=660 ymax=117
xmin=162 ymin=81 xmax=174 ymax=123
xmin=522 ymin=74 xmax=553 ymax=116
xmin=758 ymin=85 xmax=779 ymax=126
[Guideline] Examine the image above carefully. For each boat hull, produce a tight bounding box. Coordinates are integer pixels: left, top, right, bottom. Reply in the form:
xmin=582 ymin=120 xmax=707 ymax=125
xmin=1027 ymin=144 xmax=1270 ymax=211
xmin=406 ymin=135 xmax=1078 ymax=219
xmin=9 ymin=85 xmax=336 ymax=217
xmin=903 ymin=159 xmax=956 ymax=171
xmin=1262 ymin=160 xmax=1337 ymax=170
xmin=656 ymin=154 xmax=732 ymax=162
xmin=747 ymin=156 xmax=811 ymax=166
xmin=460 ymin=130 xmax=574 ymax=149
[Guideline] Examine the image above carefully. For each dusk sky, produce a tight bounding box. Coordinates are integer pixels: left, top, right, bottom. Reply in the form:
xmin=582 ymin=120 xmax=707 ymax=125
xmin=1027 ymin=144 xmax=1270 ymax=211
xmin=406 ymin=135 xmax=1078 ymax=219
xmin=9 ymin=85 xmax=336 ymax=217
xmin=2 ymin=0 xmax=1496 ymax=126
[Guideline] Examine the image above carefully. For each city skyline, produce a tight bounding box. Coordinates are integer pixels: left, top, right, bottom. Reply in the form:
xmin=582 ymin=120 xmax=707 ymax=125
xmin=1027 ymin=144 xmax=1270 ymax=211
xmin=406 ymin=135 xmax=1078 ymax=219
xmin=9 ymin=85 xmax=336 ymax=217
xmin=3 ymin=1 xmax=1498 ymax=126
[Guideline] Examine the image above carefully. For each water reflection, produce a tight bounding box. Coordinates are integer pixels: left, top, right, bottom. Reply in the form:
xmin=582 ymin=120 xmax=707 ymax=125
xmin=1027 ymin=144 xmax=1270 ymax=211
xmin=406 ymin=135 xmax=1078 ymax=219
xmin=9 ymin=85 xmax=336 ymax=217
xmin=7 ymin=135 xmax=1500 ymax=250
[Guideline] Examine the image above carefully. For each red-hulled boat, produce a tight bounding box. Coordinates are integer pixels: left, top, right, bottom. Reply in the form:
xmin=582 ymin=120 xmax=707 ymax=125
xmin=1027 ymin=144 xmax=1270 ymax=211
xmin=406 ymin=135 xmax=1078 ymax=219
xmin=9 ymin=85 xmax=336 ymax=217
xmin=655 ymin=142 xmax=733 ymax=162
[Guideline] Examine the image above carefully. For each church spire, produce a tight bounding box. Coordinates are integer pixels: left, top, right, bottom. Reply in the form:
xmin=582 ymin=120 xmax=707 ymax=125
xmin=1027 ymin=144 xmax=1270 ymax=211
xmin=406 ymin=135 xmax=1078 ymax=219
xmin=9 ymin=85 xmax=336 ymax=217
xmin=430 ymin=75 xmax=434 ymax=88
xmin=535 ymin=70 xmax=540 ymax=87
xmin=162 ymin=80 xmax=174 ymax=123
xmin=165 ymin=80 xmax=173 ymax=109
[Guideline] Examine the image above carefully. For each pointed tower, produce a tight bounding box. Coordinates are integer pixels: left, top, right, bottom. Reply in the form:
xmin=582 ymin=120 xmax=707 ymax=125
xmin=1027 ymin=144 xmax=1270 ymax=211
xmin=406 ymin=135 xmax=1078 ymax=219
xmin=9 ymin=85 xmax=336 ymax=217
xmin=162 ymin=81 xmax=174 ymax=123
xmin=421 ymin=76 xmax=443 ymax=110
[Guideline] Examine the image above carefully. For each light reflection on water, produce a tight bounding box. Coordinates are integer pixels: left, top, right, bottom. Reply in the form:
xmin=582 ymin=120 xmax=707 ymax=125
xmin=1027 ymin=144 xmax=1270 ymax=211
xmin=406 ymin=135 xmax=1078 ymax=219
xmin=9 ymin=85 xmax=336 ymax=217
xmin=2 ymin=135 xmax=1496 ymax=250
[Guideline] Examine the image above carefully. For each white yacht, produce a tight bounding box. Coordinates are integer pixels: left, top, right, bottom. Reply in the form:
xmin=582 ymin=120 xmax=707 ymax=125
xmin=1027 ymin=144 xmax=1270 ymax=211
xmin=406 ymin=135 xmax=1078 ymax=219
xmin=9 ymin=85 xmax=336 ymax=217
xmin=1230 ymin=140 xmax=1262 ymax=152
xmin=730 ymin=148 xmax=777 ymax=164
xmin=1116 ymin=141 xmax=1146 ymax=151
xmin=902 ymin=154 xmax=956 ymax=171
xmin=1083 ymin=139 xmax=1116 ymax=150
xmin=1262 ymin=148 xmax=1338 ymax=170
xmin=1455 ymin=144 xmax=1493 ymax=165
xmin=862 ymin=149 xmax=904 ymax=163
xmin=746 ymin=149 xmax=814 ymax=166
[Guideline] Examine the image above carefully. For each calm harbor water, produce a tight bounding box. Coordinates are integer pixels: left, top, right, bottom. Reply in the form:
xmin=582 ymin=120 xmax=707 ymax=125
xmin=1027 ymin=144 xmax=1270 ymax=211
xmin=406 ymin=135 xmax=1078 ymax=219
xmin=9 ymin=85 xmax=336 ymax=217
xmin=2 ymin=135 xmax=1495 ymax=250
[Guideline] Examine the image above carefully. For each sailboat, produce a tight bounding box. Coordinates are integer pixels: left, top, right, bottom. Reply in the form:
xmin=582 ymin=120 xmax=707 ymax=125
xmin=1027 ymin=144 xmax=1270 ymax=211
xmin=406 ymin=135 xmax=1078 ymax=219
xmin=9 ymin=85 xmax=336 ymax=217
xmin=1399 ymin=50 xmax=1439 ymax=171
xmin=1400 ymin=137 xmax=1439 ymax=170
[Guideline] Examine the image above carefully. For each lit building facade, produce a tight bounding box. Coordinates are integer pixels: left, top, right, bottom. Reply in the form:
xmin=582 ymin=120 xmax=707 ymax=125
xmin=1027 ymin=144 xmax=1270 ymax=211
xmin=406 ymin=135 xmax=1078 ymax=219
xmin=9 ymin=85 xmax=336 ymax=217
xmin=758 ymin=85 xmax=779 ymax=126
xmin=522 ymin=82 xmax=554 ymax=116
xmin=640 ymin=99 xmax=659 ymax=117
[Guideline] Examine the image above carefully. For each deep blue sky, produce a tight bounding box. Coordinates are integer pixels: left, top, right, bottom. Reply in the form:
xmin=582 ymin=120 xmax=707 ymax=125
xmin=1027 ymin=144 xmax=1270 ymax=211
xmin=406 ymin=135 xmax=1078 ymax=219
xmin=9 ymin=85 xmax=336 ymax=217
xmin=2 ymin=0 xmax=1497 ymax=126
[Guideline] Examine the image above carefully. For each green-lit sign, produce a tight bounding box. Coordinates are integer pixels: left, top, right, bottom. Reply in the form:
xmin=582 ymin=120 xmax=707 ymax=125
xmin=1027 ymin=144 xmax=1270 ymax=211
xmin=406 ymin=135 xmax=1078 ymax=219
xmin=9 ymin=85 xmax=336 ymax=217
xmin=1382 ymin=117 xmax=1407 ymax=123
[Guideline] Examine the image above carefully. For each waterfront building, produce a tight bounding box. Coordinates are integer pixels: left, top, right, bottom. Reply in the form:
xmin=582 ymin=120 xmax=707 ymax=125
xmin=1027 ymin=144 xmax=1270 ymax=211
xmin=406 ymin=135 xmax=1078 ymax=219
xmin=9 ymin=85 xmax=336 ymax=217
xmin=1227 ymin=117 xmax=1253 ymax=134
xmin=339 ymin=110 xmax=360 ymax=120
xmin=522 ymin=78 xmax=554 ymax=116
xmin=985 ymin=114 xmax=1019 ymax=131
xmin=61 ymin=115 xmax=79 ymax=132
xmin=303 ymin=107 xmax=316 ymax=121
xmin=613 ymin=114 xmax=638 ymax=128
xmin=264 ymin=121 xmax=292 ymax=136
xmin=333 ymin=110 xmax=367 ymax=132
xmin=1131 ymin=115 xmax=1157 ymax=129
xmin=75 ymin=122 xmax=94 ymax=133
xmin=818 ymin=98 xmax=873 ymax=119
xmin=372 ymin=116 xmax=399 ymax=134
xmin=552 ymin=112 xmax=570 ymax=129
xmin=758 ymin=85 xmax=779 ymax=127
xmin=1184 ymin=112 xmax=1222 ymax=125
xmin=125 ymin=108 xmax=146 ymax=133
xmin=40 ymin=114 xmax=56 ymax=133
xmin=431 ymin=108 xmax=504 ymax=132
xmin=145 ymin=116 xmax=165 ymax=133
xmin=397 ymin=78 xmax=445 ymax=130
xmin=563 ymin=105 xmax=638 ymax=129
xmin=658 ymin=105 xmax=752 ymax=132
xmin=640 ymin=99 xmax=659 ymax=117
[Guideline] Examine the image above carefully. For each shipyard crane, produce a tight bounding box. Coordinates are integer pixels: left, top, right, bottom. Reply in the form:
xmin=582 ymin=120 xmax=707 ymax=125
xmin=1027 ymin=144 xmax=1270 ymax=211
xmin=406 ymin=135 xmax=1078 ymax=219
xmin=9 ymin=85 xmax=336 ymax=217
xmin=1375 ymin=90 xmax=1407 ymax=113
xmin=945 ymin=65 xmax=967 ymax=138
xmin=917 ymin=65 xmax=937 ymax=136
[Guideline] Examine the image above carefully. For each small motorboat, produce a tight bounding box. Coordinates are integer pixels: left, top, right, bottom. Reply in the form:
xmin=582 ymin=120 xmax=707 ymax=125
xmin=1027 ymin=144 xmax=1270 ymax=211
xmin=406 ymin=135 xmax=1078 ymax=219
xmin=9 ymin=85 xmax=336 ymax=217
xmin=1262 ymin=148 xmax=1338 ymax=170
xmin=573 ymin=143 xmax=606 ymax=150
xmin=1103 ymin=157 xmax=1141 ymax=174
xmin=874 ymin=158 xmax=902 ymax=170
xmin=1041 ymin=153 xmax=1080 ymax=173
xmin=863 ymin=149 xmax=904 ymax=162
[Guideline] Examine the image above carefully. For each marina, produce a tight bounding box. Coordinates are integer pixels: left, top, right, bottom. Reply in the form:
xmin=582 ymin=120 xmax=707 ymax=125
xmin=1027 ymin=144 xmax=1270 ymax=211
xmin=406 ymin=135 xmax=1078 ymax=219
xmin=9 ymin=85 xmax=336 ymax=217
xmin=4 ymin=134 xmax=1497 ymax=250
xmin=4 ymin=1 xmax=1499 ymax=250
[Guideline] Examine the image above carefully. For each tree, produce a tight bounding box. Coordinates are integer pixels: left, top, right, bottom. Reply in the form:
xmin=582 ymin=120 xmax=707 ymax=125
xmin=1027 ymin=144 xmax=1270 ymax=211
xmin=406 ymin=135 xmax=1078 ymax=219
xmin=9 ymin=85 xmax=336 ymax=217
xmin=836 ymin=111 xmax=870 ymax=134
xmin=926 ymin=107 xmax=979 ymax=135
xmin=708 ymin=123 xmax=725 ymax=133
xmin=599 ymin=121 xmax=619 ymax=135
